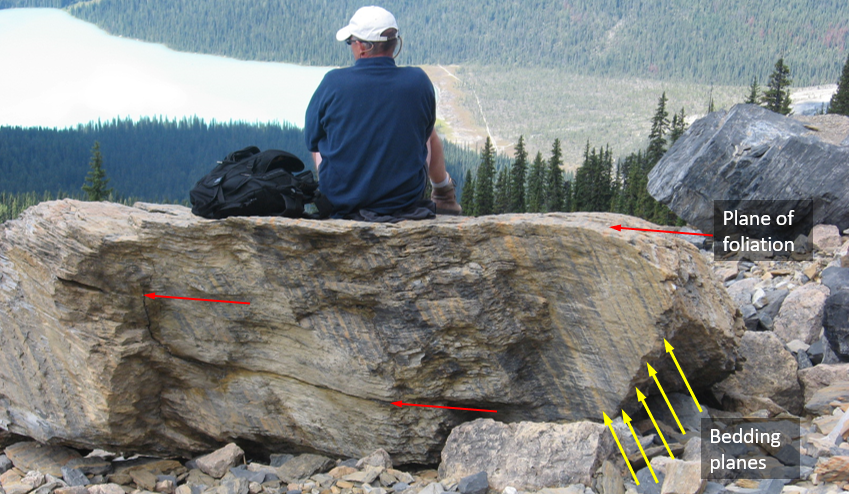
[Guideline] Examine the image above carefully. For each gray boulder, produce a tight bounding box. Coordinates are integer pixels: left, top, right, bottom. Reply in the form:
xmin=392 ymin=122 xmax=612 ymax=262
xmin=812 ymin=225 xmax=844 ymax=253
xmin=457 ymin=472 xmax=488 ymax=494
xmin=635 ymin=467 xmax=664 ymax=494
xmin=647 ymin=104 xmax=849 ymax=235
xmin=60 ymin=466 xmax=90 ymax=487
xmin=228 ymin=467 xmax=265 ymax=485
xmin=821 ymin=267 xmax=849 ymax=294
xmin=741 ymin=304 xmax=759 ymax=331
xmin=756 ymin=289 xmax=789 ymax=331
xmin=659 ymin=460 xmax=704 ymax=494
xmin=823 ymin=288 xmax=849 ymax=361
xmin=796 ymin=350 xmax=813 ymax=370
xmin=438 ymin=419 xmax=615 ymax=491
xmin=196 ymin=443 xmax=245 ymax=479
xmin=773 ymin=284 xmax=829 ymax=344
xmin=3 ymin=442 xmax=81 ymax=478
xmin=276 ymin=454 xmax=333 ymax=483
xmin=215 ymin=478 xmax=250 ymax=494
xmin=804 ymin=383 xmax=849 ymax=415
xmin=356 ymin=449 xmax=392 ymax=470
xmin=86 ymin=485 xmax=125 ymax=494
xmin=807 ymin=338 xmax=830 ymax=365
xmin=714 ymin=331 xmax=803 ymax=414
xmin=726 ymin=278 xmax=759 ymax=309
xmin=599 ymin=460 xmax=624 ymax=494
xmin=268 ymin=455 xmax=293 ymax=468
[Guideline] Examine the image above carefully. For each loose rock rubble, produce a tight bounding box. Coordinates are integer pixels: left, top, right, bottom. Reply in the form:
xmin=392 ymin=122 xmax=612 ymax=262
xmin=0 ymin=228 xmax=846 ymax=494
xmin=701 ymin=225 xmax=848 ymax=494
xmin=0 ymin=446 xmax=438 ymax=494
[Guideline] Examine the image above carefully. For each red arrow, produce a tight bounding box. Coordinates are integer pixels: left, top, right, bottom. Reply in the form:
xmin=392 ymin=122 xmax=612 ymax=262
xmin=145 ymin=293 xmax=250 ymax=305
xmin=392 ymin=401 xmax=497 ymax=413
xmin=610 ymin=225 xmax=713 ymax=237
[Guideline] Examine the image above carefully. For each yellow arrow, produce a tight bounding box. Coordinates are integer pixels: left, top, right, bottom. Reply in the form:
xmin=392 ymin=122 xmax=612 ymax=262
xmin=623 ymin=411 xmax=658 ymax=483
xmin=648 ymin=363 xmax=686 ymax=434
xmin=665 ymin=339 xmax=702 ymax=412
xmin=604 ymin=412 xmax=640 ymax=485
xmin=637 ymin=388 xmax=675 ymax=459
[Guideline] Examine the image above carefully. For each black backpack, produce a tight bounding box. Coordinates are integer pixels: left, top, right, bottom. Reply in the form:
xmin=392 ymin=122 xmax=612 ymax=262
xmin=190 ymin=146 xmax=332 ymax=219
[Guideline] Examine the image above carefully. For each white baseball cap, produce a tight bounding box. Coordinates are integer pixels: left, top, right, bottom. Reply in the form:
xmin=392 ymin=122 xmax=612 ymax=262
xmin=335 ymin=6 xmax=399 ymax=42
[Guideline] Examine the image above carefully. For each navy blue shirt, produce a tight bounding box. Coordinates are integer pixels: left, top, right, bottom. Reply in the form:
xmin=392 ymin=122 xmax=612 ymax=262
xmin=304 ymin=57 xmax=436 ymax=217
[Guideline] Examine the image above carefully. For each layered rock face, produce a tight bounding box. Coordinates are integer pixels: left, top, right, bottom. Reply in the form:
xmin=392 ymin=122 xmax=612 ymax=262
xmin=0 ymin=201 xmax=741 ymax=463
xmin=647 ymin=104 xmax=849 ymax=235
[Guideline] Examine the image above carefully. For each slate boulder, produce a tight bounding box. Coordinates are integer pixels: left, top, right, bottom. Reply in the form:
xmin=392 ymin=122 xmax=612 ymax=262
xmin=647 ymin=104 xmax=849 ymax=235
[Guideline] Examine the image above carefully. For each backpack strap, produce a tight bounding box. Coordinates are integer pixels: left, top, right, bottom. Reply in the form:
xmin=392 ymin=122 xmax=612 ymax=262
xmin=288 ymin=169 xmax=333 ymax=219
xmin=280 ymin=194 xmax=305 ymax=219
xmin=309 ymin=192 xmax=334 ymax=219
xmin=225 ymin=145 xmax=261 ymax=164
xmin=253 ymin=150 xmax=305 ymax=175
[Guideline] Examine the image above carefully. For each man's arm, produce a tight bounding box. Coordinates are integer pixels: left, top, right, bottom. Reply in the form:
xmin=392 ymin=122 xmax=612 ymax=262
xmin=304 ymin=78 xmax=328 ymax=160
xmin=426 ymin=129 xmax=448 ymax=184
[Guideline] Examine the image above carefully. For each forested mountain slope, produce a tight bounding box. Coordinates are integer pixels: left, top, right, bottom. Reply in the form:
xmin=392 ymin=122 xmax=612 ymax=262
xmin=0 ymin=118 xmax=492 ymax=202
xmin=0 ymin=119 xmax=308 ymax=201
xmin=3 ymin=0 xmax=846 ymax=85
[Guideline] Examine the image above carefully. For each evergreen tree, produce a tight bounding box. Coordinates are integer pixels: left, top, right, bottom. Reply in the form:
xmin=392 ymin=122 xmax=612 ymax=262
xmin=544 ymin=138 xmax=565 ymax=212
xmin=509 ymin=136 xmax=528 ymax=213
xmin=669 ymin=108 xmax=687 ymax=144
xmin=494 ymin=167 xmax=511 ymax=214
xmin=562 ymin=178 xmax=572 ymax=213
xmin=622 ymin=152 xmax=643 ymax=216
xmin=473 ymin=137 xmax=496 ymax=216
xmin=610 ymin=159 xmax=623 ymax=213
xmin=597 ymin=146 xmax=614 ymax=212
xmin=827 ymin=60 xmax=849 ymax=116
xmin=707 ymin=87 xmax=716 ymax=113
xmin=572 ymin=142 xmax=592 ymax=212
xmin=652 ymin=203 xmax=680 ymax=226
xmin=745 ymin=76 xmax=761 ymax=104
xmin=634 ymin=158 xmax=656 ymax=219
xmin=82 ymin=141 xmax=113 ymax=201
xmin=525 ymin=152 xmax=546 ymax=213
xmin=646 ymin=93 xmax=670 ymax=163
xmin=762 ymin=57 xmax=793 ymax=115
xmin=572 ymin=143 xmax=613 ymax=212
xmin=614 ymin=150 xmax=647 ymax=218
xmin=460 ymin=169 xmax=476 ymax=216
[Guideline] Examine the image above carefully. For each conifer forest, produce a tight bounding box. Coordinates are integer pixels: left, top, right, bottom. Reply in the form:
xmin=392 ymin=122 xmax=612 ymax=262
xmin=3 ymin=0 xmax=845 ymax=85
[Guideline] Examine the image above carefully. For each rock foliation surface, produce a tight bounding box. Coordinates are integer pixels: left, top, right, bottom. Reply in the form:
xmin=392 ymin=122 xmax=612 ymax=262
xmin=0 ymin=200 xmax=741 ymax=463
xmin=647 ymin=104 xmax=849 ymax=235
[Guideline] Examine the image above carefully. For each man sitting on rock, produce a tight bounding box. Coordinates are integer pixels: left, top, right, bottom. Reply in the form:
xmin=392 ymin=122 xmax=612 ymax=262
xmin=304 ymin=6 xmax=461 ymax=220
